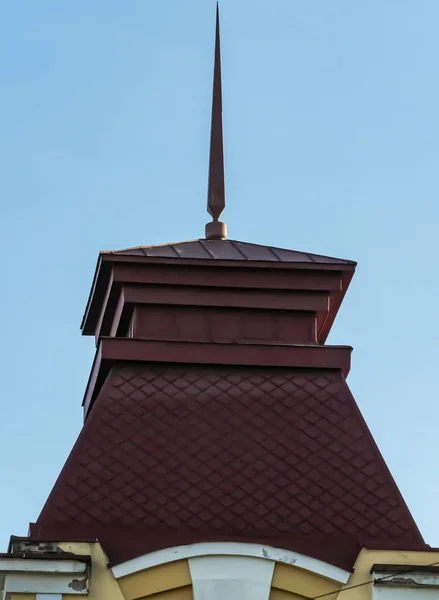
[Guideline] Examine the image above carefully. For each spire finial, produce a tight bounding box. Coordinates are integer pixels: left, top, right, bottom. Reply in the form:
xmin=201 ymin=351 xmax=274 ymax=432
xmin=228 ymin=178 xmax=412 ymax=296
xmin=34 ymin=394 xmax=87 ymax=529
xmin=205 ymin=2 xmax=227 ymax=241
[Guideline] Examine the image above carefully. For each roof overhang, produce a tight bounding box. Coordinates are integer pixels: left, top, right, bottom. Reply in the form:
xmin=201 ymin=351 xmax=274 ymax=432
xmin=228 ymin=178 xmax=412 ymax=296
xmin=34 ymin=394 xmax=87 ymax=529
xmin=81 ymin=253 xmax=355 ymax=343
xmin=82 ymin=337 xmax=352 ymax=417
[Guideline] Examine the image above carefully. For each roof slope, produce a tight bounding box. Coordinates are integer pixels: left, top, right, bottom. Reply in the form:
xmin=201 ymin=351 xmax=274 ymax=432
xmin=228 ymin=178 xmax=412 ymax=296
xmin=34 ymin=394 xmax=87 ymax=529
xmin=103 ymin=239 xmax=355 ymax=265
xmin=34 ymin=363 xmax=424 ymax=569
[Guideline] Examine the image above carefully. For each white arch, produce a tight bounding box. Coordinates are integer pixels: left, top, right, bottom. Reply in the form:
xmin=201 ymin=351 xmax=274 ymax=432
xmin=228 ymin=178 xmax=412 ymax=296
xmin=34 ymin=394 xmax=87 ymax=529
xmin=111 ymin=541 xmax=350 ymax=584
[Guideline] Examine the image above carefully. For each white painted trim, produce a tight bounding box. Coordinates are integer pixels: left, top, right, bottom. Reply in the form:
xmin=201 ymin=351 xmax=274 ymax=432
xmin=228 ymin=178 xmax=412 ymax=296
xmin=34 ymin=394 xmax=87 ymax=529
xmin=112 ymin=542 xmax=350 ymax=583
xmin=374 ymin=569 xmax=439 ymax=588
xmin=373 ymin=587 xmax=439 ymax=599
xmin=0 ymin=558 xmax=87 ymax=574
xmin=189 ymin=555 xmax=274 ymax=600
xmin=4 ymin=572 xmax=87 ymax=594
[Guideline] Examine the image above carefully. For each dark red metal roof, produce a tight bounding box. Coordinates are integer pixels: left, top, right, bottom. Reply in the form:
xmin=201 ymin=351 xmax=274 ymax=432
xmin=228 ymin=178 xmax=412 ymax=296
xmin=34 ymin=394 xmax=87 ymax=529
xmin=102 ymin=239 xmax=355 ymax=264
xmin=34 ymin=363 xmax=425 ymax=569
xmin=81 ymin=239 xmax=356 ymax=339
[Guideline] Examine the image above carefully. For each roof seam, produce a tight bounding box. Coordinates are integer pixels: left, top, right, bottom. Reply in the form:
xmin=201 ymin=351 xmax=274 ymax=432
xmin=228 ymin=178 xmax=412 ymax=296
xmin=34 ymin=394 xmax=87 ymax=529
xmin=199 ymin=240 xmax=216 ymax=259
xmin=168 ymin=245 xmax=181 ymax=258
xmin=99 ymin=240 xmax=355 ymax=265
xmin=231 ymin=241 xmax=249 ymax=260
xmin=267 ymin=247 xmax=282 ymax=261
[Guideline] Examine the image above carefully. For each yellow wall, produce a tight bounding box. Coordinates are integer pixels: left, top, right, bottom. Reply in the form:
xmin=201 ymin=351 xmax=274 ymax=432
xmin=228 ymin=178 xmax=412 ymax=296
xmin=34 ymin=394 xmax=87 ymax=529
xmin=59 ymin=541 xmax=125 ymax=600
xmin=270 ymin=590 xmax=306 ymax=600
xmin=115 ymin=555 xmax=343 ymax=600
xmin=341 ymin=548 xmax=439 ymax=600
xmin=111 ymin=547 xmax=439 ymax=600
xmin=136 ymin=586 xmax=193 ymax=600
xmin=117 ymin=560 xmax=192 ymax=600
xmin=271 ymin=562 xmax=341 ymax=599
xmin=10 ymin=542 xmax=438 ymax=600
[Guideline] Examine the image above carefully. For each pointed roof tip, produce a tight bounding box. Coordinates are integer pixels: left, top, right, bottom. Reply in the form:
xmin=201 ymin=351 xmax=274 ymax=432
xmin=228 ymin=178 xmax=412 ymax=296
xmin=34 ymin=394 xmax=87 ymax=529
xmin=206 ymin=0 xmax=226 ymax=240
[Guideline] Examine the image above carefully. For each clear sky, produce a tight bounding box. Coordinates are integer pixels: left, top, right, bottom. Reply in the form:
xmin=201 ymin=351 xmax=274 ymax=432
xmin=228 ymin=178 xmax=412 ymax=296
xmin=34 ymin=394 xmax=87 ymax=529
xmin=1 ymin=0 xmax=438 ymax=550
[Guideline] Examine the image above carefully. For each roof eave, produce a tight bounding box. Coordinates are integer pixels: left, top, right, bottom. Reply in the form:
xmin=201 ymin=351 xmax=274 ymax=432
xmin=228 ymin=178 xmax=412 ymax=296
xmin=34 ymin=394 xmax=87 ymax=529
xmin=82 ymin=252 xmax=356 ymax=337
xmin=318 ymin=269 xmax=355 ymax=345
xmin=100 ymin=252 xmax=357 ymax=271
xmin=81 ymin=253 xmax=113 ymax=335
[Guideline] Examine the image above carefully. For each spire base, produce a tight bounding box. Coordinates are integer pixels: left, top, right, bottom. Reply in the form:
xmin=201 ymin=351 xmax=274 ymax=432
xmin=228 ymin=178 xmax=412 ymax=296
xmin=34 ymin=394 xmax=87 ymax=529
xmin=205 ymin=221 xmax=227 ymax=240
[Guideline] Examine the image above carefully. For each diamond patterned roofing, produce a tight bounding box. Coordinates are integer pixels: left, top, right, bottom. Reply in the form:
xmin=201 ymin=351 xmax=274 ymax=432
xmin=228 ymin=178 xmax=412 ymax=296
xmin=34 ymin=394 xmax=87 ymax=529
xmin=35 ymin=364 xmax=424 ymax=568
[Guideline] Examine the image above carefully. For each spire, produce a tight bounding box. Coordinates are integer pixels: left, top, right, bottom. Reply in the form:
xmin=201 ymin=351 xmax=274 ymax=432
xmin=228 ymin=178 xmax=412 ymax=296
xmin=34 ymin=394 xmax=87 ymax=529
xmin=205 ymin=3 xmax=227 ymax=241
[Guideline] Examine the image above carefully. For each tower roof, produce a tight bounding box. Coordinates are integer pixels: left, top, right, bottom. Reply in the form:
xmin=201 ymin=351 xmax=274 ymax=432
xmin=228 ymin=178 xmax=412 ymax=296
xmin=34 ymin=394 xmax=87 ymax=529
xmin=33 ymin=364 xmax=424 ymax=570
xmin=80 ymin=238 xmax=356 ymax=344
xmin=102 ymin=239 xmax=355 ymax=264
xmin=27 ymin=4 xmax=426 ymax=575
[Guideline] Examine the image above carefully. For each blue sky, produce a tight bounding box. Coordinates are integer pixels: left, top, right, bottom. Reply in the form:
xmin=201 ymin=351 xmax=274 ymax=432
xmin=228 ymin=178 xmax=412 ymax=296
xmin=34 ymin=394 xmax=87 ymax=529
xmin=1 ymin=0 xmax=438 ymax=549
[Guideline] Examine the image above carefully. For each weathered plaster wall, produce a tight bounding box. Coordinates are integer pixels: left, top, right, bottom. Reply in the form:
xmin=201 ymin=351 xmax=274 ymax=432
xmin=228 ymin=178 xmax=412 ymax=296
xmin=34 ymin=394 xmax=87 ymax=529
xmin=113 ymin=551 xmax=343 ymax=600
xmin=112 ymin=547 xmax=439 ymax=600
xmin=117 ymin=560 xmax=192 ymax=600
xmin=59 ymin=542 xmax=124 ymax=600
xmin=135 ymin=587 xmax=193 ymax=600
xmin=270 ymin=590 xmax=306 ymax=600
xmin=272 ymin=562 xmax=341 ymax=598
xmin=341 ymin=549 xmax=439 ymax=600
xmin=19 ymin=543 xmax=436 ymax=600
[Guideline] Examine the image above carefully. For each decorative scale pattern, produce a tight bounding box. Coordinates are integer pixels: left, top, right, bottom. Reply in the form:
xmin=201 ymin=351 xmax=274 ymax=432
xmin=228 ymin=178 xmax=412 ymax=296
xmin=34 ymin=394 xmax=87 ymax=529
xmin=36 ymin=364 xmax=424 ymax=567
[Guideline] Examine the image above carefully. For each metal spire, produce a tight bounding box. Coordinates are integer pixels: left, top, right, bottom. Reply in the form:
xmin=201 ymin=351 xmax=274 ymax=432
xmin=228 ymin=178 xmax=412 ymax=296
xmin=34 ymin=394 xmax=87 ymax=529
xmin=205 ymin=2 xmax=227 ymax=240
